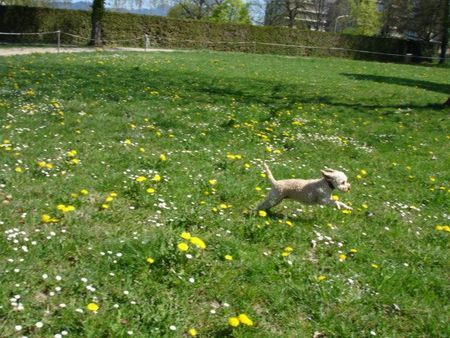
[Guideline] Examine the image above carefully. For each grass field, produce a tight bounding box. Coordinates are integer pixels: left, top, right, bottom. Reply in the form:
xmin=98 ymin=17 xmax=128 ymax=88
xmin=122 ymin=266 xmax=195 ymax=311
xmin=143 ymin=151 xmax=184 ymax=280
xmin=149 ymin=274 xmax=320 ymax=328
xmin=0 ymin=50 xmax=449 ymax=337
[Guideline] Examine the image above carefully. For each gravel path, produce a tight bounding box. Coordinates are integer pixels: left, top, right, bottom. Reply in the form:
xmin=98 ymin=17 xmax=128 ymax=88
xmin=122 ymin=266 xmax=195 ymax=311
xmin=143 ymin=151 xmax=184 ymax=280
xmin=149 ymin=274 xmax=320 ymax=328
xmin=0 ymin=46 xmax=176 ymax=56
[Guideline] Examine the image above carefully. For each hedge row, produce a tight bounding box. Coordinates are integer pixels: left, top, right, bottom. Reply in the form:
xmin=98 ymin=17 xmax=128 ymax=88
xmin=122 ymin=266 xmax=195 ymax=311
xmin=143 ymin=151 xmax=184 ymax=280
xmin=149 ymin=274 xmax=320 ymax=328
xmin=0 ymin=5 xmax=436 ymax=62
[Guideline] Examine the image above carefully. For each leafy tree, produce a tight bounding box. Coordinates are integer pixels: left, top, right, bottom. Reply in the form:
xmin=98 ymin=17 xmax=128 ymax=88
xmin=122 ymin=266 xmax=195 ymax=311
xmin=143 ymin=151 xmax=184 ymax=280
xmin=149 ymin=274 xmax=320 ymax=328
xmin=409 ymin=0 xmax=443 ymax=41
xmin=167 ymin=3 xmax=193 ymax=18
xmin=344 ymin=0 xmax=381 ymax=36
xmin=0 ymin=0 xmax=71 ymax=5
xmin=380 ymin=0 xmax=413 ymax=37
xmin=264 ymin=0 xmax=309 ymax=28
xmin=264 ymin=0 xmax=287 ymax=26
xmin=326 ymin=0 xmax=351 ymax=32
xmin=310 ymin=0 xmax=328 ymax=31
xmin=168 ymin=0 xmax=218 ymax=20
xmin=89 ymin=0 xmax=105 ymax=46
xmin=283 ymin=0 xmax=307 ymax=28
xmin=209 ymin=0 xmax=251 ymax=24
xmin=89 ymin=0 xmax=157 ymax=46
xmin=439 ymin=0 xmax=449 ymax=64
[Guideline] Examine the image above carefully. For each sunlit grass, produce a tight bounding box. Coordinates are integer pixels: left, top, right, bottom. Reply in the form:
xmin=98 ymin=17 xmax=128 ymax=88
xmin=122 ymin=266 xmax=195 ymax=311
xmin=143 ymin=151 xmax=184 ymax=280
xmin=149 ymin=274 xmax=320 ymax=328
xmin=0 ymin=50 xmax=449 ymax=337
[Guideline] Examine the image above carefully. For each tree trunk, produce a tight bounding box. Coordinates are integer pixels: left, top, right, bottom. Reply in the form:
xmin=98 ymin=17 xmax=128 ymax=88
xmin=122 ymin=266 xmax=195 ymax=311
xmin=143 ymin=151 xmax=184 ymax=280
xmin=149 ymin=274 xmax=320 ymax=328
xmin=89 ymin=0 xmax=105 ymax=46
xmin=439 ymin=0 xmax=449 ymax=64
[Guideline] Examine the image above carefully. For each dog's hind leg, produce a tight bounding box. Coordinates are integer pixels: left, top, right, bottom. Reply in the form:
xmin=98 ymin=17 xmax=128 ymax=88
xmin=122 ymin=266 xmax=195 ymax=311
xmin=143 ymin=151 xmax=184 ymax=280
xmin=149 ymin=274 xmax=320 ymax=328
xmin=256 ymin=189 xmax=283 ymax=211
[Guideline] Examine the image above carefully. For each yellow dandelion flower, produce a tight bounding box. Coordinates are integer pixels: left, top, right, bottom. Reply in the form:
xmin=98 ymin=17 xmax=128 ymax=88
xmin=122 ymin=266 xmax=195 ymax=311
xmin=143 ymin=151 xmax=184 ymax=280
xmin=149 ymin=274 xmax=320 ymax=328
xmin=41 ymin=214 xmax=59 ymax=223
xmin=124 ymin=139 xmax=132 ymax=145
xmin=180 ymin=232 xmax=191 ymax=240
xmin=228 ymin=317 xmax=240 ymax=327
xmin=360 ymin=169 xmax=367 ymax=176
xmin=258 ymin=210 xmax=267 ymax=217
xmin=339 ymin=254 xmax=347 ymax=261
xmin=225 ymin=254 xmax=233 ymax=261
xmin=317 ymin=275 xmax=327 ymax=281
xmin=281 ymin=252 xmax=290 ymax=257
xmin=371 ymin=263 xmax=379 ymax=269
xmin=15 ymin=167 xmax=23 ymax=173
xmin=70 ymin=158 xmax=79 ymax=165
xmin=350 ymin=248 xmax=358 ymax=253
xmin=362 ymin=203 xmax=369 ymax=209
xmin=190 ymin=237 xmax=206 ymax=250
xmin=41 ymin=214 xmax=52 ymax=223
xmin=244 ymin=163 xmax=251 ymax=169
xmin=238 ymin=314 xmax=254 ymax=326
xmin=80 ymin=189 xmax=89 ymax=195
xmin=146 ymin=257 xmax=155 ymax=264
xmin=208 ymin=179 xmax=217 ymax=185
xmin=37 ymin=161 xmax=47 ymax=168
xmin=86 ymin=303 xmax=99 ymax=312
xmin=67 ymin=150 xmax=77 ymax=157
xmin=177 ymin=242 xmax=189 ymax=252
xmin=136 ymin=176 xmax=147 ymax=182
xmin=284 ymin=246 xmax=293 ymax=252
xmin=331 ymin=195 xmax=339 ymax=201
xmin=443 ymin=226 xmax=450 ymax=232
xmin=159 ymin=154 xmax=167 ymax=161
xmin=109 ymin=192 xmax=117 ymax=197
xmin=146 ymin=187 xmax=156 ymax=194
xmin=105 ymin=196 xmax=114 ymax=202
xmin=151 ymin=174 xmax=161 ymax=182
xmin=101 ymin=204 xmax=109 ymax=209
xmin=188 ymin=328 xmax=198 ymax=336
xmin=342 ymin=209 xmax=352 ymax=214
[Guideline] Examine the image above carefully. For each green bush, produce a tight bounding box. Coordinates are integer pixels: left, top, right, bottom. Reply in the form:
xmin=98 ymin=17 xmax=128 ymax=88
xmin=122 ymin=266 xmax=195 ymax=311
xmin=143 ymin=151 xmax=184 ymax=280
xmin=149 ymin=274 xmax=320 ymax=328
xmin=0 ymin=5 xmax=437 ymax=62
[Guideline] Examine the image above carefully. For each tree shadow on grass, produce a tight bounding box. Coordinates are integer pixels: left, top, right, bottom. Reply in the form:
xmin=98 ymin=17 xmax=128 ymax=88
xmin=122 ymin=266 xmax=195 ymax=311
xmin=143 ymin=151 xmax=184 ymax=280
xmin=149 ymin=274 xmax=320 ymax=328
xmin=9 ymin=59 xmax=448 ymax=112
xmin=341 ymin=73 xmax=450 ymax=95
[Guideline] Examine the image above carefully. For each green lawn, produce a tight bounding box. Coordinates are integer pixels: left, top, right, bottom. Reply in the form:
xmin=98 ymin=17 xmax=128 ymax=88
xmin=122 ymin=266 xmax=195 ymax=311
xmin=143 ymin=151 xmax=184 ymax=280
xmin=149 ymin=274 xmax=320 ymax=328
xmin=0 ymin=51 xmax=449 ymax=337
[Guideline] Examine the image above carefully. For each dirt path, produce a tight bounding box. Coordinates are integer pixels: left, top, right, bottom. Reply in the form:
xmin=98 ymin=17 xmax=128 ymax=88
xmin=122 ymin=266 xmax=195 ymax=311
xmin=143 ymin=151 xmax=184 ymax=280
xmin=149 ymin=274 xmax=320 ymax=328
xmin=0 ymin=46 xmax=176 ymax=56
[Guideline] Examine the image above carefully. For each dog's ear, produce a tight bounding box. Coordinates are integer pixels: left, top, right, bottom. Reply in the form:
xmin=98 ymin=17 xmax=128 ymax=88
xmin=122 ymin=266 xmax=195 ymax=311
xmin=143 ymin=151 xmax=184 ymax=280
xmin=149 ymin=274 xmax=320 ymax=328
xmin=321 ymin=169 xmax=335 ymax=178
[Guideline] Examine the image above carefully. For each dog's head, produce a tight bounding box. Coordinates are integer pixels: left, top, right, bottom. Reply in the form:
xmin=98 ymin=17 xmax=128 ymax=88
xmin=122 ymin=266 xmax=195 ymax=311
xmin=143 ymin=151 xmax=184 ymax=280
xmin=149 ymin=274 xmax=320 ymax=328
xmin=321 ymin=169 xmax=351 ymax=192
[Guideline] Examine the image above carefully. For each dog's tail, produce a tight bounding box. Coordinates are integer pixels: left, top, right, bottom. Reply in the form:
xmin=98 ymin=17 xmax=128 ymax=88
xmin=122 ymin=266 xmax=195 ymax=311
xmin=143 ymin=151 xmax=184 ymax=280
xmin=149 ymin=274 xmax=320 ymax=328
xmin=263 ymin=162 xmax=277 ymax=186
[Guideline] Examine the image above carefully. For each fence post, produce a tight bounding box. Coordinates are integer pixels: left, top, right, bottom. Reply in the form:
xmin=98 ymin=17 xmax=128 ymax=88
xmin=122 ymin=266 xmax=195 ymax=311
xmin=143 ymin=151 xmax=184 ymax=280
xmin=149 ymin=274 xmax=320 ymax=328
xmin=57 ymin=30 xmax=61 ymax=53
xmin=144 ymin=34 xmax=150 ymax=51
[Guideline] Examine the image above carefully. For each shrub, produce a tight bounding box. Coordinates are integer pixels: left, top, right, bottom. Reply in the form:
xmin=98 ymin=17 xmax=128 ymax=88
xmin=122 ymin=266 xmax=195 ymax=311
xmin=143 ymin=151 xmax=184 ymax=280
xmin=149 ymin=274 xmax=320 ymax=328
xmin=0 ymin=5 xmax=437 ymax=62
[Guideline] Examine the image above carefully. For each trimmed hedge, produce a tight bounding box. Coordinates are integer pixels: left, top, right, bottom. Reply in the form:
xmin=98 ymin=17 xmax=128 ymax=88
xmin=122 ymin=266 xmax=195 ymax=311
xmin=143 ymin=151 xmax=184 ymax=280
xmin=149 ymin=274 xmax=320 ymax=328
xmin=0 ymin=5 xmax=436 ymax=62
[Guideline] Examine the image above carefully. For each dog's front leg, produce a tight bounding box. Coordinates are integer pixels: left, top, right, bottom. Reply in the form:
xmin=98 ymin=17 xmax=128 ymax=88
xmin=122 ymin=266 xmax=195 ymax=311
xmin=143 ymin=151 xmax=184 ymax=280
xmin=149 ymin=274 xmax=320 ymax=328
xmin=336 ymin=201 xmax=352 ymax=210
xmin=321 ymin=198 xmax=352 ymax=210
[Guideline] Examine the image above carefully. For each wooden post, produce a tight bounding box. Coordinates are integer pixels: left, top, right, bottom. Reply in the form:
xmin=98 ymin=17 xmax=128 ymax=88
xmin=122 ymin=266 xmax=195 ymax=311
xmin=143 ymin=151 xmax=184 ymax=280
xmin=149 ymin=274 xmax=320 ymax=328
xmin=145 ymin=34 xmax=150 ymax=51
xmin=57 ymin=30 xmax=61 ymax=53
